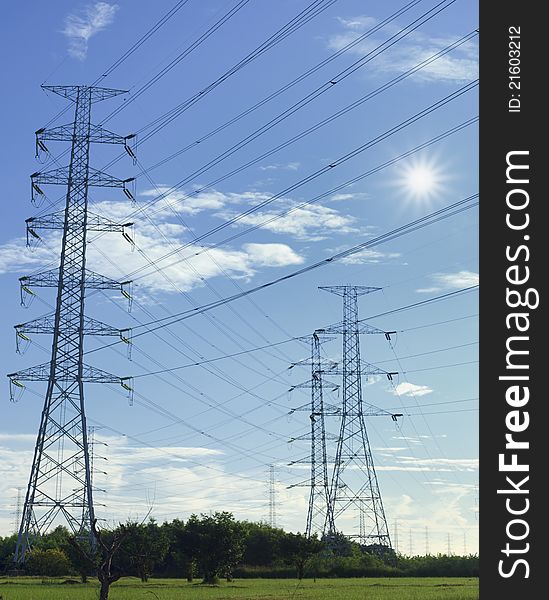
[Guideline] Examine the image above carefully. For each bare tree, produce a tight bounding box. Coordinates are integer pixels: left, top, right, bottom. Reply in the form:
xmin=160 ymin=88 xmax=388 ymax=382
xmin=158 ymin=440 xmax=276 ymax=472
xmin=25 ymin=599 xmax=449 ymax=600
xmin=92 ymin=520 xmax=129 ymax=600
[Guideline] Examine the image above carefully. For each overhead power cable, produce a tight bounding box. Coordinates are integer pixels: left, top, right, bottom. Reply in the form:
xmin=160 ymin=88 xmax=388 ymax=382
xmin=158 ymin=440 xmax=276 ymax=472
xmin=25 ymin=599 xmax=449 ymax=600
xmin=39 ymin=0 xmax=334 ymax=175
xmin=146 ymin=0 xmax=438 ymax=172
xmin=103 ymin=0 xmax=337 ymax=126
xmin=120 ymin=110 xmax=478 ymax=286
xmin=42 ymin=0 xmax=196 ymax=129
xmin=79 ymin=194 xmax=477 ymax=356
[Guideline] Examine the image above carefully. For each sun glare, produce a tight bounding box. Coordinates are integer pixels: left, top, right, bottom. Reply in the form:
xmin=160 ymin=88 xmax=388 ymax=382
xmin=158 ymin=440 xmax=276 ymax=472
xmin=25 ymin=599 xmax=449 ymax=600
xmin=393 ymin=156 xmax=448 ymax=208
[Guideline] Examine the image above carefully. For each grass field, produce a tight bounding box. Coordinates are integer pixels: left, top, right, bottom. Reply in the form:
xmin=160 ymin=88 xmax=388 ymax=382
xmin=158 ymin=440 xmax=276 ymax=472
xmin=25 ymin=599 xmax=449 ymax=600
xmin=0 ymin=577 xmax=479 ymax=599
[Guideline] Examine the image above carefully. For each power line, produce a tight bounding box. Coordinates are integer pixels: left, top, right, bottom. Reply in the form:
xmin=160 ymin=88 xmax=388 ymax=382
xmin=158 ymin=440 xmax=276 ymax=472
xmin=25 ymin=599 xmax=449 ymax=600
xmin=104 ymin=0 xmax=338 ymax=129
xmin=41 ymin=0 xmax=196 ymax=129
xmin=122 ymin=117 xmax=479 ymax=284
xmin=38 ymin=0 xmax=335 ymax=187
xmin=146 ymin=0 xmax=437 ymax=173
xmin=77 ymin=193 xmax=477 ymax=355
xmin=118 ymin=0 xmax=465 ymax=224
xmin=363 ymin=286 xmax=479 ymax=321
xmin=139 ymin=7 xmax=473 ymax=183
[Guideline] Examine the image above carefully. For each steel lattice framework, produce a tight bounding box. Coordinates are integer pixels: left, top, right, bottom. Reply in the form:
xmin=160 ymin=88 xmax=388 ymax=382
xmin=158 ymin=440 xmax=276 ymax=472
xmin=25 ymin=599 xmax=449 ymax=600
xmin=287 ymin=331 xmax=338 ymax=538
xmin=320 ymin=286 xmax=395 ymax=551
xmin=9 ymin=85 xmax=135 ymax=563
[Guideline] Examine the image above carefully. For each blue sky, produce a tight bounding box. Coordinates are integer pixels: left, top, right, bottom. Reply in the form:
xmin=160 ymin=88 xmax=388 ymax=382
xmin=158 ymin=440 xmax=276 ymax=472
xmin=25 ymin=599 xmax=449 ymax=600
xmin=0 ymin=0 xmax=478 ymax=554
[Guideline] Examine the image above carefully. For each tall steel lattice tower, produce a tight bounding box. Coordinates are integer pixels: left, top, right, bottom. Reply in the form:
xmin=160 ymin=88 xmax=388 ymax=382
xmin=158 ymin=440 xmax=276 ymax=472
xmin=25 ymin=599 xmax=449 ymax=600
xmin=268 ymin=465 xmax=278 ymax=528
xmin=288 ymin=331 xmax=338 ymax=539
xmin=320 ymin=286 xmax=396 ymax=552
xmin=8 ymin=85 xmax=136 ymax=563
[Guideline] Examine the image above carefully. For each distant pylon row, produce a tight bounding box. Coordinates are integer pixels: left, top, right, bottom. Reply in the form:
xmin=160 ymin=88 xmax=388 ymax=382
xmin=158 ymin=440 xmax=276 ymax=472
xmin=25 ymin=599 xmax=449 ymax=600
xmin=289 ymin=286 xmax=401 ymax=554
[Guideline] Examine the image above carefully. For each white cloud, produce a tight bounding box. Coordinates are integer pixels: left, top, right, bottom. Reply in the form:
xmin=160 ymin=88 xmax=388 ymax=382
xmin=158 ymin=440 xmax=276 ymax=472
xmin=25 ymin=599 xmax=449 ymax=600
xmin=328 ymin=17 xmax=478 ymax=83
xmin=0 ymin=240 xmax=55 ymax=274
xmin=63 ymin=2 xmax=119 ymax=60
xmin=242 ymin=243 xmax=304 ymax=267
xmin=377 ymin=455 xmax=478 ymax=472
xmin=416 ymin=270 xmax=479 ymax=293
xmin=392 ymin=382 xmax=433 ymax=397
xmin=330 ymin=193 xmax=361 ymax=202
xmin=218 ymin=202 xmax=358 ymax=241
xmin=0 ymin=433 xmax=309 ymax=536
xmin=139 ymin=188 xmax=229 ymax=216
xmin=0 ymin=199 xmax=304 ymax=295
xmin=135 ymin=188 xmax=362 ymax=242
xmin=259 ymin=162 xmax=300 ymax=171
xmin=336 ymin=16 xmax=378 ymax=30
xmin=341 ymin=249 xmax=401 ymax=264
xmin=382 ymin=484 xmax=478 ymax=554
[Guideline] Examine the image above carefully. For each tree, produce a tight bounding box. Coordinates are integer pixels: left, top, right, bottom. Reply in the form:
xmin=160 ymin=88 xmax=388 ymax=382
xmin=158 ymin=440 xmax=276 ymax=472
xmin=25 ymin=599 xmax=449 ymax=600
xmin=63 ymin=538 xmax=96 ymax=583
xmin=119 ymin=519 xmax=169 ymax=582
xmin=25 ymin=547 xmax=72 ymax=576
xmin=0 ymin=534 xmax=17 ymax=572
xmin=185 ymin=512 xmax=246 ymax=584
xmin=169 ymin=518 xmax=201 ymax=582
xmin=241 ymin=522 xmax=284 ymax=566
xmin=68 ymin=520 xmax=129 ymax=600
xmin=280 ymin=533 xmax=324 ymax=580
xmin=94 ymin=521 xmax=131 ymax=600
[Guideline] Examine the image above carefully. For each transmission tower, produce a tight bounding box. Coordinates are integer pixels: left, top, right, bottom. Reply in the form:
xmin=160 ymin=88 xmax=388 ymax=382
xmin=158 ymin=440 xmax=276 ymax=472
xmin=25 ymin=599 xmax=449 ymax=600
xmin=13 ymin=488 xmax=23 ymax=535
xmin=287 ymin=331 xmax=338 ymax=539
xmin=8 ymin=85 xmax=136 ymax=563
xmin=268 ymin=465 xmax=277 ymax=528
xmin=409 ymin=528 xmax=413 ymax=556
xmin=319 ymin=285 xmax=398 ymax=552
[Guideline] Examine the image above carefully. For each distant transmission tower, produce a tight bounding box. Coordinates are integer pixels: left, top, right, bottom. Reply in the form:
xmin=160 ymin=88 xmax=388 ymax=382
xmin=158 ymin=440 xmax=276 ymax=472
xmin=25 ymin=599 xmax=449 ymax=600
xmin=288 ymin=331 xmax=338 ymax=539
xmin=319 ymin=286 xmax=399 ymax=552
xmin=8 ymin=85 xmax=135 ymax=563
xmin=13 ymin=488 xmax=22 ymax=535
xmin=268 ymin=465 xmax=277 ymax=528
xmin=409 ymin=528 xmax=413 ymax=556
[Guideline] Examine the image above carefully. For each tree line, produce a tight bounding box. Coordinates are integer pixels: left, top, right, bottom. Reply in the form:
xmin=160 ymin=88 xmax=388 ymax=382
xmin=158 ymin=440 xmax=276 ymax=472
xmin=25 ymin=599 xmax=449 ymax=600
xmin=0 ymin=513 xmax=479 ymax=588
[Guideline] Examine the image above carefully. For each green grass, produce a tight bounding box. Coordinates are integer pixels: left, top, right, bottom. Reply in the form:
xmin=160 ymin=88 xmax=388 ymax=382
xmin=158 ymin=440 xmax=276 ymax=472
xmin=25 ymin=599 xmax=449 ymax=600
xmin=0 ymin=577 xmax=479 ymax=600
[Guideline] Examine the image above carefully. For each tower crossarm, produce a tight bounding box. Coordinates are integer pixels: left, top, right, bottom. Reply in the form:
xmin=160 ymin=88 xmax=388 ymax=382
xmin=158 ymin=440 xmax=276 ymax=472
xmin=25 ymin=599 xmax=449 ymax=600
xmin=42 ymin=85 xmax=127 ymax=102
xmin=319 ymin=285 xmax=381 ymax=297
xmin=288 ymin=378 xmax=339 ymax=392
xmin=31 ymin=167 xmax=134 ymax=193
xmin=15 ymin=315 xmax=130 ymax=345
xmin=330 ymin=361 xmax=398 ymax=380
xmin=36 ymin=124 xmax=134 ymax=146
xmin=289 ymin=401 xmax=340 ymax=415
xmin=19 ymin=269 xmax=133 ymax=308
xmin=320 ymin=322 xmax=396 ymax=338
xmin=25 ymin=211 xmax=134 ymax=235
xmin=7 ymin=363 xmax=130 ymax=385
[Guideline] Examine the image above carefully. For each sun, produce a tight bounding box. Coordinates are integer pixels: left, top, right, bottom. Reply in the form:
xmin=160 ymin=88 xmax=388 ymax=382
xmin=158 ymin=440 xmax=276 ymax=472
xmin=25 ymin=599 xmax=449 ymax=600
xmin=392 ymin=155 xmax=448 ymax=208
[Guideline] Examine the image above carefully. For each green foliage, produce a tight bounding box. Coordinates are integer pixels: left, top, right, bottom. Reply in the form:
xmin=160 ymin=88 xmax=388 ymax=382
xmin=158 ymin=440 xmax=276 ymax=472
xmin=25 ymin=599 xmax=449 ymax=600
xmin=118 ymin=519 xmax=169 ymax=582
xmin=186 ymin=512 xmax=246 ymax=583
xmin=0 ymin=533 xmax=17 ymax=570
xmin=396 ymin=553 xmax=480 ymax=577
xmin=240 ymin=521 xmax=286 ymax=566
xmin=24 ymin=548 xmax=72 ymax=576
xmin=280 ymin=532 xmax=324 ymax=579
xmin=0 ymin=518 xmax=479 ymax=582
xmin=63 ymin=538 xmax=97 ymax=583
